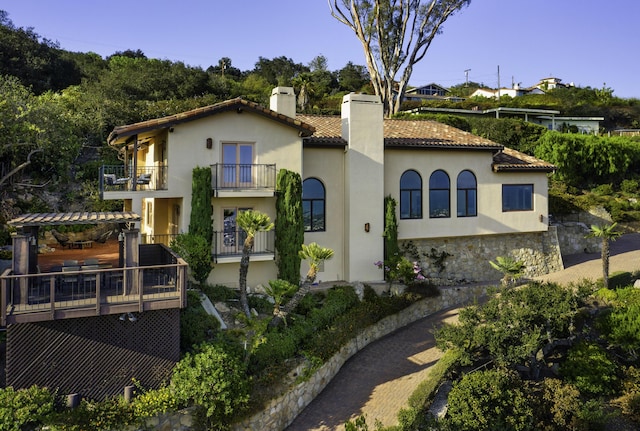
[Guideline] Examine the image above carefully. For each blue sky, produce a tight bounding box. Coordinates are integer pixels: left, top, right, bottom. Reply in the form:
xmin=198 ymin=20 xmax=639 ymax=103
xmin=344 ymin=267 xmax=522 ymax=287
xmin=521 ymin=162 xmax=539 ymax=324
xmin=4 ymin=0 xmax=639 ymax=98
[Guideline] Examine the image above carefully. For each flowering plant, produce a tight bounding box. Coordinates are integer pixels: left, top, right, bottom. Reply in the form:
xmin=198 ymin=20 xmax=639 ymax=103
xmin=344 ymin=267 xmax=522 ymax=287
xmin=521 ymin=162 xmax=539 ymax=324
xmin=375 ymin=256 xmax=426 ymax=285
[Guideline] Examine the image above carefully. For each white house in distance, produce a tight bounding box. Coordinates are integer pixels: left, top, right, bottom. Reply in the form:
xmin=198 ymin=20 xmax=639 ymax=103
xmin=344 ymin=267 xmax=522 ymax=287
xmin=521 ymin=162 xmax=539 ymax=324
xmin=102 ymin=87 xmax=561 ymax=288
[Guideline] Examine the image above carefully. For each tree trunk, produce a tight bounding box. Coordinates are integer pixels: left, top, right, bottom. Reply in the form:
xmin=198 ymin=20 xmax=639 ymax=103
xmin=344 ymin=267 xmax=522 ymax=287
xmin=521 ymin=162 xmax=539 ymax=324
xmin=267 ymin=265 xmax=318 ymax=329
xmin=602 ymin=238 xmax=610 ymax=288
xmin=239 ymin=236 xmax=254 ymax=318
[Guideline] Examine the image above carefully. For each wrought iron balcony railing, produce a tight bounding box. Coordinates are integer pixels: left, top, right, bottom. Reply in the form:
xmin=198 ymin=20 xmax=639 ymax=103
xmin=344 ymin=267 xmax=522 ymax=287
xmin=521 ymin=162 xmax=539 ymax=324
xmin=211 ymin=164 xmax=276 ymax=191
xmin=213 ymin=229 xmax=275 ymax=260
xmin=100 ymin=165 xmax=168 ymax=193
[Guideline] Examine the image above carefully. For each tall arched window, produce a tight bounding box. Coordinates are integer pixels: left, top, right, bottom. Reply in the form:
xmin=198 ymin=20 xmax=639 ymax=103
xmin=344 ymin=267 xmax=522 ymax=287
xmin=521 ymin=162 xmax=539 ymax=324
xmin=457 ymin=170 xmax=477 ymax=217
xmin=400 ymin=170 xmax=422 ymax=219
xmin=302 ymin=178 xmax=325 ymax=231
xmin=429 ymin=170 xmax=450 ymax=218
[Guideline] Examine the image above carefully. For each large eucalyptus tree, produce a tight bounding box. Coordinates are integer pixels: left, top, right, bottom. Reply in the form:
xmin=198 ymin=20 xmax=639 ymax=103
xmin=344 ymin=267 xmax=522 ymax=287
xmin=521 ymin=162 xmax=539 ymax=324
xmin=329 ymin=0 xmax=471 ymax=116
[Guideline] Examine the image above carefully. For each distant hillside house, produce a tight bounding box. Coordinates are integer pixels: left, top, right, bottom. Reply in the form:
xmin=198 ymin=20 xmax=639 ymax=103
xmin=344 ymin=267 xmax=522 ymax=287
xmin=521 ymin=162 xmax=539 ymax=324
xmin=470 ymin=84 xmax=545 ymax=99
xmin=403 ymin=83 xmax=465 ymax=102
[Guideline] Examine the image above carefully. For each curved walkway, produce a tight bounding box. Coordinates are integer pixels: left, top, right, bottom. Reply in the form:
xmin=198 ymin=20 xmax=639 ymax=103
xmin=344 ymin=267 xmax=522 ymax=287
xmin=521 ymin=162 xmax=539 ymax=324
xmin=286 ymin=233 xmax=640 ymax=431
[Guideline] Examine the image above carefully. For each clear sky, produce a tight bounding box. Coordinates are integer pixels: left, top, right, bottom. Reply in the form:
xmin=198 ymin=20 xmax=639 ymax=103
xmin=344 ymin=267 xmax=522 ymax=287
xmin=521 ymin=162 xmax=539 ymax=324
xmin=3 ymin=0 xmax=639 ymax=98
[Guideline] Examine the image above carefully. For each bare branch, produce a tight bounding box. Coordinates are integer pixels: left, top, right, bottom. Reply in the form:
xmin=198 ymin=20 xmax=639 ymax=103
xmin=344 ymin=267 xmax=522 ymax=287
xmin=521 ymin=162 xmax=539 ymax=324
xmin=0 ymin=148 xmax=43 ymax=187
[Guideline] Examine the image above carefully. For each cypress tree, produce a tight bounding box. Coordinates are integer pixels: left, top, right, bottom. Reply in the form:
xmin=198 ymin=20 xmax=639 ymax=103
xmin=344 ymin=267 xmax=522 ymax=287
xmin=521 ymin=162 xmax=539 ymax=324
xmin=189 ymin=166 xmax=213 ymax=249
xmin=383 ymin=195 xmax=399 ymax=262
xmin=275 ymin=169 xmax=303 ymax=285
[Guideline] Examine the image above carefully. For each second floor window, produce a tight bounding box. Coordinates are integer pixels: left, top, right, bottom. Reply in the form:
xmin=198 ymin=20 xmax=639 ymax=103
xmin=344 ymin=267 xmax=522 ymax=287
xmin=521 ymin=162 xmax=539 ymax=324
xmin=400 ymin=170 xmax=422 ymax=219
xmin=303 ymin=178 xmax=325 ymax=232
xmin=429 ymin=170 xmax=450 ymax=218
xmin=457 ymin=170 xmax=477 ymax=217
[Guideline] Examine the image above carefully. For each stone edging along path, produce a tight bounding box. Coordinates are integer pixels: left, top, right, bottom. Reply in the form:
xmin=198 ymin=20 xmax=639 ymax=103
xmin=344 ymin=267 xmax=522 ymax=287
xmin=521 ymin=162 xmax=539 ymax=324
xmin=231 ymin=284 xmax=490 ymax=431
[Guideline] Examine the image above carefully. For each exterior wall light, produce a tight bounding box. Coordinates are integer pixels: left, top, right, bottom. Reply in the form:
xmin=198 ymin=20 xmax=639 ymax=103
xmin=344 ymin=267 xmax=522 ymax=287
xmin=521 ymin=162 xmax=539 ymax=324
xmin=206 ymin=138 xmax=213 ymax=149
xmin=364 ymin=223 xmax=370 ymax=232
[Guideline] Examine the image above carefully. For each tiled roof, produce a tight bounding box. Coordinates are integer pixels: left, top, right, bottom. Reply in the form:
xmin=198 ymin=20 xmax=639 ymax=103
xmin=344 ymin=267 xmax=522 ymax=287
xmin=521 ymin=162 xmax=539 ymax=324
xmin=298 ymin=115 xmax=502 ymax=149
xmin=492 ymin=147 xmax=556 ymax=172
xmin=298 ymin=114 xmax=554 ymax=171
xmin=108 ymin=98 xmax=316 ymax=144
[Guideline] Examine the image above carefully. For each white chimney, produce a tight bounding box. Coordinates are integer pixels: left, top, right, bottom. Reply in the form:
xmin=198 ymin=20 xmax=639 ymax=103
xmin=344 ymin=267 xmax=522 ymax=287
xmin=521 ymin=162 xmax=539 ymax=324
xmin=341 ymin=93 xmax=384 ymax=282
xmin=270 ymin=87 xmax=296 ymax=118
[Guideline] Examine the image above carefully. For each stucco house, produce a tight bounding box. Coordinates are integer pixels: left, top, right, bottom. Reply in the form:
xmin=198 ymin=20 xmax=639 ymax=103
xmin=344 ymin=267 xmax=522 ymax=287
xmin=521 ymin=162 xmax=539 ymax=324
xmin=101 ymin=87 xmax=561 ymax=288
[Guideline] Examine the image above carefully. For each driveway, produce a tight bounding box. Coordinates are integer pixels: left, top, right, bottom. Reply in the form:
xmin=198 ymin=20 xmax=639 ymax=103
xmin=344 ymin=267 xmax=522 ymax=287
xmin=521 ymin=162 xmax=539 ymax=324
xmin=286 ymin=233 xmax=640 ymax=431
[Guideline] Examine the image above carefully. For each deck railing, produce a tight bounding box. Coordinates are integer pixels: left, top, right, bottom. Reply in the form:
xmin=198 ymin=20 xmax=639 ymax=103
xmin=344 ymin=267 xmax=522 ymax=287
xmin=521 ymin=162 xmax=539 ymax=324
xmin=100 ymin=165 xmax=168 ymax=193
xmin=211 ymin=163 xmax=276 ymax=191
xmin=1 ymin=257 xmax=187 ymax=325
xmin=141 ymin=233 xmax=179 ymax=246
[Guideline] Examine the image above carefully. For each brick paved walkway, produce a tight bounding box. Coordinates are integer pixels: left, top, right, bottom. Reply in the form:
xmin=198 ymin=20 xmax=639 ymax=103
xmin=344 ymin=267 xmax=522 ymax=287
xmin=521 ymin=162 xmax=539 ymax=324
xmin=286 ymin=233 xmax=640 ymax=431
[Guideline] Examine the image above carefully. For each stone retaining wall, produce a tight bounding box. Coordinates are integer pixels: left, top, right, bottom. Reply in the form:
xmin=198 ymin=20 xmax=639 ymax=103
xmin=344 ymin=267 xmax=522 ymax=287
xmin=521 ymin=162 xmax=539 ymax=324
xmin=401 ymin=230 xmax=563 ymax=284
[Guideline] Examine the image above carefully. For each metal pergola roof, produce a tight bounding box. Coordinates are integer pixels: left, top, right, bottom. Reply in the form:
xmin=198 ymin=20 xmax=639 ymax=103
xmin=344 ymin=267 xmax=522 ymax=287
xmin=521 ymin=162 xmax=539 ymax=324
xmin=7 ymin=212 xmax=141 ymax=227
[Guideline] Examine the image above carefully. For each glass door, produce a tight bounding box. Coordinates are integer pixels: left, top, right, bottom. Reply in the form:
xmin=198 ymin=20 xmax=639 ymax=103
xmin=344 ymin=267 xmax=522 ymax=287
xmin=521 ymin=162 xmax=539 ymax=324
xmin=222 ymin=143 xmax=253 ymax=188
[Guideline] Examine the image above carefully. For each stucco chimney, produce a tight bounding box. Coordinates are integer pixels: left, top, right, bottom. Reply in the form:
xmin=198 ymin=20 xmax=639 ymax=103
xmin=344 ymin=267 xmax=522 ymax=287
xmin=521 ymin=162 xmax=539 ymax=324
xmin=270 ymin=87 xmax=296 ymax=118
xmin=341 ymin=93 xmax=385 ymax=282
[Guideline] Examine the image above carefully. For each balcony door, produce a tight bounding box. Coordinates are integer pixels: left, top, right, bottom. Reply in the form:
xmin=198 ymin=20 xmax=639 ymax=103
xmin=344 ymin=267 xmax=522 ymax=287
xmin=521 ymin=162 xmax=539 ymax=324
xmin=222 ymin=143 xmax=253 ymax=188
xmin=223 ymin=207 xmax=252 ymax=254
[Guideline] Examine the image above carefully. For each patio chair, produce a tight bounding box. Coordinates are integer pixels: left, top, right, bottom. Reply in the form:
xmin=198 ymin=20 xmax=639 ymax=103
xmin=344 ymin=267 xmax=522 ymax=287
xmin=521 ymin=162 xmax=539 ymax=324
xmin=63 ymin=259 xmax=78 ymax=267
xmin=84 ymin=258 xmax=100 ymax=266
xmin=103 ymin=174 xmax=116 ymax=186
xmin=136 ymin=173 xmax=152 ymax=185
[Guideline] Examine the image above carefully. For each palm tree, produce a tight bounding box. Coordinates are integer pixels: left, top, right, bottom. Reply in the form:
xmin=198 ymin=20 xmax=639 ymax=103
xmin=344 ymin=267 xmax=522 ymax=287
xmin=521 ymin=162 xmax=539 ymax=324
xmin=489 ymin=256 xmax=525 ymax=287
xmin=588 ymin=223 xmax=623 ymax=288
xmin=268 ymin=242 xmax=334 ymax=328
xmin=236 ymin=210 xmax=274 ymax=318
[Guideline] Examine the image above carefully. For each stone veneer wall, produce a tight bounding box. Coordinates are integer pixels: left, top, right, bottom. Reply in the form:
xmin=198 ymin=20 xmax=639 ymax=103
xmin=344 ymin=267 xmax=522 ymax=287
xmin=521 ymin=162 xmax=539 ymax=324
xmin=401 ymin=229 xmax=563 ymax=284
xmin=143 ymin=285 xmax=489 ymax=431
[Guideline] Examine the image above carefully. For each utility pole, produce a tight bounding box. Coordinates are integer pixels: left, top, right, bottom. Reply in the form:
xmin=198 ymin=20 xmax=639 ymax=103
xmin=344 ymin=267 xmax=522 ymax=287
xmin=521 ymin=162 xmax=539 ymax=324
xmin=464 ymin=69 xmax=471 ymax=87
xmin=497 ymin=65 xmax=501 ymax=101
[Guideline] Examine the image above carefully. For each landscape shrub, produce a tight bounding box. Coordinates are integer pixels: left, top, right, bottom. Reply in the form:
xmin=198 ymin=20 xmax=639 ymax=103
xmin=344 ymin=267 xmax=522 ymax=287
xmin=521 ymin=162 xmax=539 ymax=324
xmin=396 ymin=349 xmax=461 ymax=431
xmin=201 ymin=283 xmax=238 ymax=301
xmin=598 ymin=286 xmax=640 ymax=356
xmin=444 ymin=368 xmax=534 ymax=431
xmin=248 ymin=331 xmax=298 ymax=374
xmin=170 ymin=233 xmax=212 ymax=285
xmin=130 ymin=383 xmax=179 ymax=419
xmin=560 ymin=341 xmax=619 ymax=396
xmin=171 ymin=343 xmax=250 ymax=430
xmin=0 ymin=386 xmax=55 ymax=431
xmin=614 ymin=366 xmax=640 ymax=423
xmin=47 ymin=396 xmax=136 ymax=431
xmin=621 ymin=178 xmax=639 ymax=195
xmin=531 ymin=378 xmax=583 ymax=431
xmin=180 ymin=290 xmax=220 ymax=351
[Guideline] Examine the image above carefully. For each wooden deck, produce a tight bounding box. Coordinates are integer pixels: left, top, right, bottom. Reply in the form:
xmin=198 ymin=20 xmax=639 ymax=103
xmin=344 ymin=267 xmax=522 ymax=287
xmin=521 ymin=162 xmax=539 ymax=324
xmin=2 ymin=242 xmax=187 ymax=325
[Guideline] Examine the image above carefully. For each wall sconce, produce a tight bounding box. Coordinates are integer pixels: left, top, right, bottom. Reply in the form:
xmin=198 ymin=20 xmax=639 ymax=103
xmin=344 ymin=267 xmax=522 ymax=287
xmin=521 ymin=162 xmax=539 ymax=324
xmin=364 ymin=223 xmax=370 ymax=232
xmin=168 ymin=127 xmax=174 ymax=133
xmin=539 ymin=214 xmax=544 ymax=223
xmin=206 ymin=137 xmax=213 ymax=149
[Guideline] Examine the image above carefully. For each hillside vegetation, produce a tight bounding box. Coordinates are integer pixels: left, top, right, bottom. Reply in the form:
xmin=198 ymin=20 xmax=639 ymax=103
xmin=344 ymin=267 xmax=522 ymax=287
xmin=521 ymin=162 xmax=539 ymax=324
xmin=1 ymin=9 xmax=640 ymax=242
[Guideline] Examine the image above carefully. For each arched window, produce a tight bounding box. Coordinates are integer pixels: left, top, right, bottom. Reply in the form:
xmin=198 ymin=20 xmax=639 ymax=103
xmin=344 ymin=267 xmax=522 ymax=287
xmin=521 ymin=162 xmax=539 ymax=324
xmin=400 ymin=170 xmax=422 ymax=219
xmin=429 ymin=170 xmax=450 ymax=218
xmin=302 ymin=178 xmax=325 ymax=232
xmin=457 ymin=170 xmax=477 ymax=217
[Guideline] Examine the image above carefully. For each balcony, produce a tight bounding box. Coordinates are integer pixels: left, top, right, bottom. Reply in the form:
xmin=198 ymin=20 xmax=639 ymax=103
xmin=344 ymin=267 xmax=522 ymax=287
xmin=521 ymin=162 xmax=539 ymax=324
xmin=1 ymin=244 xmax=187 ymax=325
xmin=213 ymin=230 xmax=275 ymax=263
xmin=211 ymin=163 xmax=276 ymax=197
xmin=100 ymin=165 xmax=168 ymax=195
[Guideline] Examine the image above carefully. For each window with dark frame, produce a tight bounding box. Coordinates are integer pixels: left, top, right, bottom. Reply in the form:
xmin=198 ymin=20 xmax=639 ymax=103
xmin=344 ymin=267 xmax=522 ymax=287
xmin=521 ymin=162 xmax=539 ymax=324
xmin=429 ymin=170 xmax=450 ymax=218
xmin=502 ymin=184 xmax=534 ymax=211
xmin=302 ymin=178 xmax=325 ymax=232
xmin=457 ymin=170 xmax=477 ymax=217
xmin=400 ymin=170 xmax=422 ymax=219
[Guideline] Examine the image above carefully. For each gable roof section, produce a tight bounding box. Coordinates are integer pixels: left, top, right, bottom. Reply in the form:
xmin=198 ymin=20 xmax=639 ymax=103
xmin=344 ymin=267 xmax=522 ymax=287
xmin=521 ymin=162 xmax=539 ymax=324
xmin=299 ymin=114 xmax=554 ymax=172
xmin=108 ymin=98 xmax=316 ymax=144
xmin=492 ymin=147 xmax=555 ymax=172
